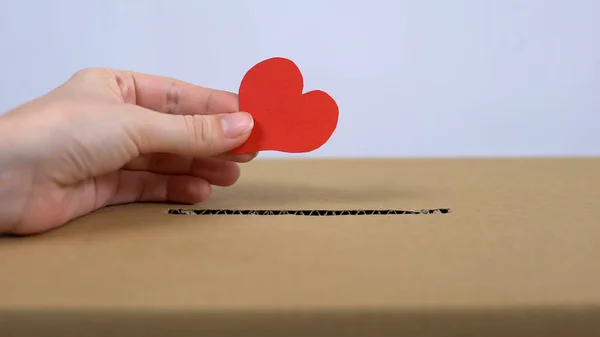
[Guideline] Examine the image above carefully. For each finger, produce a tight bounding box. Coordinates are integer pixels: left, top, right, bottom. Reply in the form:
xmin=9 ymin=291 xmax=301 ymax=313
xmin=107 ymin=170 xmax=211 ymax=206
xmin=213 ymin=152 xmax=258 ymax=163
xmin=184 ymin=157 xmax=240 ymax=186
xmin=128 ymin=106 xmax=253 ymax=158
xmin=115 ymin=70 xmax=239 ymax=115
xmin=124 ymin=154 xmax=241 ymax=187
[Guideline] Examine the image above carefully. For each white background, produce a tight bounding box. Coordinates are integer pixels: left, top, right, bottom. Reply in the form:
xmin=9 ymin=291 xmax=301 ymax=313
xmin=1 ymin=0 xmax=599 ymax=158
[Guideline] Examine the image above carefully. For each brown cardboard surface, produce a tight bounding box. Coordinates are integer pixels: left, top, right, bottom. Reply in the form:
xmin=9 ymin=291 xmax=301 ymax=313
xmin=2 ymin=158 xmax=600 ymax=336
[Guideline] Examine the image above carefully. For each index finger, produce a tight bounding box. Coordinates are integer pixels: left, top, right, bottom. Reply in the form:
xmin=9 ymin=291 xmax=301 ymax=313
xmin=115 ymin=70 xmax=239 ymax=115
xmin=114 ymin=70 xmax=258 ymax=159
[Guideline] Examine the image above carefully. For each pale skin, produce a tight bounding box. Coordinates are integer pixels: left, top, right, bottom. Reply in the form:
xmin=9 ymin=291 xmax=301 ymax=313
xmin=0 ymin=68 xmax=257 ymax=235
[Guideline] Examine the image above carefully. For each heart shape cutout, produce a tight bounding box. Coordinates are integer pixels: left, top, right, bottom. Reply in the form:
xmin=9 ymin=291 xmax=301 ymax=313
xmin=230 ymin=57 xmax=339 ymax=154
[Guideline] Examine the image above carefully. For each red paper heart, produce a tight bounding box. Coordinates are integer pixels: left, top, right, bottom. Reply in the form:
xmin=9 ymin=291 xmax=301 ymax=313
xmin=230 ymin=57 xmax=339 ymax=154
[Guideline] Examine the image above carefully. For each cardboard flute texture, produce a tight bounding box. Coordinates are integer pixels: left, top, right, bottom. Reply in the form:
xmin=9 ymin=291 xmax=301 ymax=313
xmin=2 ymin=158 xmax=600 ymax=336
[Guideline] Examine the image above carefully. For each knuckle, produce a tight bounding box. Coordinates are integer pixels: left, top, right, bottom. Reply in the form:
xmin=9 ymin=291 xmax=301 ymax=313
xmin=68 ymin=67 xmax=117 ymax=93
xmin=113 ymin=71 xmax=136 ymax=103
xmin=67 ymin=68 xmax=132 ymax=103
xmin=165 ymin=81 xmax=180 ymax=114
xmin=71 ymin=67 xmax=110 ymax=80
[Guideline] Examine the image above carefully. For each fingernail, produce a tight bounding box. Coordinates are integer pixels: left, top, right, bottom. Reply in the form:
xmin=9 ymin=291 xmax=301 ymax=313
xmin=221 ymin=112 xmax=254 ymax=139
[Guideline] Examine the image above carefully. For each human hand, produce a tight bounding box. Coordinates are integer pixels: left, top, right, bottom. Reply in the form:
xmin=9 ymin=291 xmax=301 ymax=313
xmin=0 ymin=68 xmax=256 ymax=235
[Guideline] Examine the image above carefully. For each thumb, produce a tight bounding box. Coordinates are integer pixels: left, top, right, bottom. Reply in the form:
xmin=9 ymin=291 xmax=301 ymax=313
xmin=130 ymin=108 xmax=254 ymax=157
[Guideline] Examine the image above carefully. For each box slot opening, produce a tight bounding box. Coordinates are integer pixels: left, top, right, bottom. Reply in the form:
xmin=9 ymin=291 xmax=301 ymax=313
xmin=168 ymin=209 xmax=450 ymax=216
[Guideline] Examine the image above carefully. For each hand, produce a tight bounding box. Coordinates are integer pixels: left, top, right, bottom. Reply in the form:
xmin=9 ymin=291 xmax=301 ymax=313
xmin=0 ymin=68 xmax=256 ymax=235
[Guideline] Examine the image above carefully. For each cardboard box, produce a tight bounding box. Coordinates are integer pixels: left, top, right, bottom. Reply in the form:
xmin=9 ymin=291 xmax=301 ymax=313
xmin=2 ymin=158 xmax=600 ymax=336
